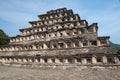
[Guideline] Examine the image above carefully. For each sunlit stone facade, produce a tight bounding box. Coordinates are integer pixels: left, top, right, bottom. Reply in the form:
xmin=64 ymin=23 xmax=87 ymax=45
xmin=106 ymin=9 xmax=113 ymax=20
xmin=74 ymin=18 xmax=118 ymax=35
xmin=0 ymin=8 xmax=120 ymax=66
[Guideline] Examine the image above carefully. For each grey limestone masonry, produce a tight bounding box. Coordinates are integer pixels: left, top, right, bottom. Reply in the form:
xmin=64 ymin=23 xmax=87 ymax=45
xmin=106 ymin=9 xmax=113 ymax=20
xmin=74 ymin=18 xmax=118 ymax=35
xmin=0 ymin=8 xmax=120 ymax=68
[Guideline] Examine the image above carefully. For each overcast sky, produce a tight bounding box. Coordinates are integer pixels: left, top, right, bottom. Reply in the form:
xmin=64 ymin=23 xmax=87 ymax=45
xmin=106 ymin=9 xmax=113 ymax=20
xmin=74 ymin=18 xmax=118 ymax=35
xmin=0 ymin=0 xmax=120 ymax=44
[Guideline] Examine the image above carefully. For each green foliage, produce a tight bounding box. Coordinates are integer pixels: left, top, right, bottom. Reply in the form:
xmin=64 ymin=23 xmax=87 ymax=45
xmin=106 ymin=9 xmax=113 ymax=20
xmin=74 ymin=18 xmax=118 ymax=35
xmin=0 ymin=29 xmax=10 ymax=46
xmin=110 ymin=41 xmax=120 ymax=52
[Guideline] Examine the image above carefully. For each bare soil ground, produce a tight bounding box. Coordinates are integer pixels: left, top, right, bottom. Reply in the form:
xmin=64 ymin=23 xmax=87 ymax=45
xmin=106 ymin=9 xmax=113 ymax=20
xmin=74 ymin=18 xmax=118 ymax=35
xmin=0 ymin=66 xmax=120 ymax=80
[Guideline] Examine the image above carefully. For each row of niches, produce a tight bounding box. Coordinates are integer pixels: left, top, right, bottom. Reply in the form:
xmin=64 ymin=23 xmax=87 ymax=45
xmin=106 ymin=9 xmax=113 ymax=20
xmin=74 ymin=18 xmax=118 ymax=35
xmin=47 ymin=8 xmax=67 ymax=14
xmin=0 ymin=39 xmax=109 ymax=52
xmin=0 ymin=55 xmax=119 ymax=64
xmin=11 ymin=28 xmax=96 ymax=43
xmin=29 ymin=14 xmax=80 ymax=27
xmin=39 ymin=10 xmax=73 ymax=21
xmin=21 ymin=21 xmax=88 ymax=36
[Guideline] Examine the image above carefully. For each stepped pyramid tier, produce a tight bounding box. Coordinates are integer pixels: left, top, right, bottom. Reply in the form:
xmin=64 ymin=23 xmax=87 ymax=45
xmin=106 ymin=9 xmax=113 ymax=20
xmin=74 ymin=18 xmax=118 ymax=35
xmin=0 ymin=8 xmax=120 ymax=66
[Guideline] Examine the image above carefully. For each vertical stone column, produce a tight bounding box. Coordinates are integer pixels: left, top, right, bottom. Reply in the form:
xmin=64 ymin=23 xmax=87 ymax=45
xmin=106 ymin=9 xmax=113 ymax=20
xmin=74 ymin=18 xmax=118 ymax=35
xmin=18 ymin=59 xmax=22 ymax=63
xmin=31 ymin=35 xmax=34 ymax=39
xmin=65 ymin=18 xmax=68 ymax=21
xmin=14 ymin=47 xmax=18 ymax=51
xmin=12 ymin=47 xmax=15 ymax=51
xmin=55 ymin=43 xmax=58 ymax=49
xmin=16 ymin=38 xmax=18 ymax=42
xmin=10 ymin=39 xmax=12 ymax=43
xmin=39 ymin=28 xmax=42 ymax=31
xmin=43 ymin=43 xmax=48 ymax=49
xmin=75 ymin=15 xmax=79 ymax=20
xmin=5 ymin=48 xmax=7 ymax=51
xmin=46 ymin=34 xmax=49 ymax=38
xmin=4 ymin=58 xmax=8 ymax=63
xmin=102 ymin=56 xmax=108 ymax=64
xmin=6 ymin=58 xmax=9 ymax=63
xmin=48 ymin=59 xmax=53 ymax=63
xmin=29 ymin=24 xmax=32 ymax=27
xmin=51 ymin=33 xmax=54 ymax=37
xmin=78 ymin=30 xmax=81 ymax=34
xmin=4 ymin=58 xmax=7 ymax=62
xmin=64 ymin=43 xmax=68 ymax=48
xmin=74 ymin=59 xmax=78 ymax=63
xmin=79 ymin=41 xmax=82 ymax=47
xmin=40 ymin=58 xmax=45 ymax=63
xmin=35 ymin=29 xmax=37 ymax=32
xmin=92 ymin=56 xmax=97 ymax=64
xmin=9 ymin=58 xmax=13 ymax=62
xmin=57 ymin=32 xmax=60 ymax=37
xmin=28 ymin=59 xmax=33 ymax=63
xmin=36 ymin=35 xmax=39 ymax=39
xmin=87 ymin=41 xmax=91 ymax=47
xmin=97 ymin=40 xmax=101 ymax=46
xmin=63 ymin=31 xmax=67 ymax=36
xmin=20 ymin=37 xmax=22 ymax=41
xmin=57 ymin=42 xmax=61 ymax=49
xmin=0 ymin=58 xmax=4 ymax=63
xmin=39 ymin=46 xmax=42 ymax=49
xmin=23 ymin=58 xmax=28 ymax=63
xmin=32 ymin=45 xmax=36 ymax=50
xmin=55 ymin=58 xmax=61 ymax=63
xmin=51 ymin=44 xmax=54 ymax=49
xmin=43 ymin=27 xmax=46 ymax=31
xmin=4 ymin=48 xmax=6 ymax=51
xmin=64 ymin=24 xmax=68 ymax=28
xmin=24 ymin=47 xmax=27 ymax=50
xmin=8 ymin=48 xmax=11 ymax=51
xmin=6 ymin=48 xmax=8 ymax=51
xmin=35 ymin=59 xmax=39 ymax=63
xmin=93 ymin=26 xmax=96 ymax=33
xmin=72 ymin=43 xmax=76 ymax=48
xmin=14 ymin=58 xmax=18 ymax=63
xmin=64 ymin=59 xmax=69 ymax=63
xmin=2 ymin=58 xmax=5 ymax=63
xmin=37 ymin=22 xmax=39 ymax=26
xmin=114 ymin=57 xmax=119 ymax=64
xmin=81 ymin=58 xmax=87 ymax=64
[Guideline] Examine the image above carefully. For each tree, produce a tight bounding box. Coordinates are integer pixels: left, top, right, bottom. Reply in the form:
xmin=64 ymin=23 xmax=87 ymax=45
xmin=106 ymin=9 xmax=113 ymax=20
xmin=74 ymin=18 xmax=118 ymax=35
xmin=0 ymin=29 xmax=10 ymax=46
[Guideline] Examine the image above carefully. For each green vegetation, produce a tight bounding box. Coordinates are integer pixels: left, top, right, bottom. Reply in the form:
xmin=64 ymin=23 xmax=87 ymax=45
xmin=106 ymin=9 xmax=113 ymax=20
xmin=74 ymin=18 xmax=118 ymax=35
xmin=110 ymin=41 xmax=120 ymax=52
xmin=0 ymin=29 xmax=10 ymax=46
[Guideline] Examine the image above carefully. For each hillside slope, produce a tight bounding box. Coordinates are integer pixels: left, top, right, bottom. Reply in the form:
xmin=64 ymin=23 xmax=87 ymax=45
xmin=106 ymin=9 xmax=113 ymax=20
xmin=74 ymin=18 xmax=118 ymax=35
xmin=110 ymin=42 xmax=120 ymax=52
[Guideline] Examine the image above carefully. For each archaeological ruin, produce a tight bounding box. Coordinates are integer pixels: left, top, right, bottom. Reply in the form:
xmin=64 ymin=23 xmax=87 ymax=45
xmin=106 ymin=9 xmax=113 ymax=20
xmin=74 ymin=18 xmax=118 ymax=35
xmin=0 ymin=8 xmax=120 ymax=67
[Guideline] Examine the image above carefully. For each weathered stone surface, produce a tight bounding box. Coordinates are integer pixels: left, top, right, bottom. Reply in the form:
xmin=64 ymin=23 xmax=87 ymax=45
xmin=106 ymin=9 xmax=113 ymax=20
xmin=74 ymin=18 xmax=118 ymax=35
xmin=0 ymin=66 xmax=120 ymax=80
xmin=0 ymin=8 xmax=119 ymax=66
